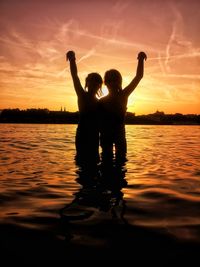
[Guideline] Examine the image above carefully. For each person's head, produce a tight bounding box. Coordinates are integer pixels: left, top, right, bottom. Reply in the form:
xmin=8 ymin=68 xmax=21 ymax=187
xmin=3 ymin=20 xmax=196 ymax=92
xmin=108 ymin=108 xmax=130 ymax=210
xmin=85 ymin=73 xmax=103 ymax=96
xmin=104 ymin=69 xmax=122 ymax=94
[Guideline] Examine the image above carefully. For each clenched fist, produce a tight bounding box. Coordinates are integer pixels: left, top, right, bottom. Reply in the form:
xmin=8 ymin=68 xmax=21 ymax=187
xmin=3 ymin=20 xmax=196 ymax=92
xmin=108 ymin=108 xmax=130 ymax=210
xmin=66 ymin=51 xmax=76 ymax=61
xmin=137 ymin=52 xmax=147 ymax=61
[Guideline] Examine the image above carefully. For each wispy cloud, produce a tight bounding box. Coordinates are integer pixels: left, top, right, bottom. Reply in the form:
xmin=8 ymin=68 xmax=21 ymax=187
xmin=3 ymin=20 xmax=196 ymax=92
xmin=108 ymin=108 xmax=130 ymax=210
xmin=0 ymin=0 xmax=199 ymax=113
xmin=164 ymin=4 xmax=200 ymax=74
xmin=77 ymin=48 xmax=96 ymax=63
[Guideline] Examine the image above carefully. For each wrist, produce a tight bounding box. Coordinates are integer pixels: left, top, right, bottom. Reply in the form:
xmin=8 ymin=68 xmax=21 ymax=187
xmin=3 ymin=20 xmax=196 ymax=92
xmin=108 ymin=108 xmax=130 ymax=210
xmin=69 ymin=57 xmax=76 ymax=62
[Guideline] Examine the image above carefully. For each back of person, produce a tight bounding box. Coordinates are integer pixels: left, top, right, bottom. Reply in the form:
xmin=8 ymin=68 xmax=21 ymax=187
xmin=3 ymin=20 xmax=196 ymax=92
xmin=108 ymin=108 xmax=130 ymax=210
xmin=76 ymin=92 xmax=100 ymax=163
xmin=66 ymin=51 xmax=103 ymax=164
xmin=99 ymin=91 xmax=128 ymax=163
xmin=78 ymin=92 xmax=99 ymax=126
xmin=99 ymin=52 xmax=147 ymax=163
xmin=99 ymin=91 xmax=127 ymax=128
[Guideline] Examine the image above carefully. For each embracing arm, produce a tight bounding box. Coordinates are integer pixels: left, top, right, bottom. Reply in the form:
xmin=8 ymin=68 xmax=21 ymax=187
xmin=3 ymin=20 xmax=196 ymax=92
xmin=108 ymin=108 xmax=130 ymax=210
xmin=66 ymin=51 xmax=84 ymax=96
xmin=123 ymin=52 xmax=147 ymax=97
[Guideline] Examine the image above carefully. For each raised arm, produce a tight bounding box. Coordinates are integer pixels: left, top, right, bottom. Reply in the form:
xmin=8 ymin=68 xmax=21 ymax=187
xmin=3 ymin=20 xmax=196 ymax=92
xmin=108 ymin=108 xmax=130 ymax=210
xmin=66 ymin=51 xmax=84 ymax=96
xmin=123 ymin=52 xmax=147 ymax=97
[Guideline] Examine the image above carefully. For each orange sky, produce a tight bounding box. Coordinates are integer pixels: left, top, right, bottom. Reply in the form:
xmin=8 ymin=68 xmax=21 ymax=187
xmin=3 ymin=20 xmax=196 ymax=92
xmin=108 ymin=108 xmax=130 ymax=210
xmin=0 ymin=0 xmax=200 ymax=114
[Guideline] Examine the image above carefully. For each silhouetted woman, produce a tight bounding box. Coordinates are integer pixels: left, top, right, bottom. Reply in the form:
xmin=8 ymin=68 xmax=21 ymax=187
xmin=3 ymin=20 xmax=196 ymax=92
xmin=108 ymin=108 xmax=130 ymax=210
xmin=99 ymin=51 xmax=147 ymax=162
xmin=66 ymin=51 xmax=103 ymax=164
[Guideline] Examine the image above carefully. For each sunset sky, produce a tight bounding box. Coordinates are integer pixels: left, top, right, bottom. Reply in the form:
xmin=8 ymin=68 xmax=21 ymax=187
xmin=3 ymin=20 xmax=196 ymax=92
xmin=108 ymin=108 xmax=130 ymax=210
xmin=0 ymin=0 xmax=200 ymax=114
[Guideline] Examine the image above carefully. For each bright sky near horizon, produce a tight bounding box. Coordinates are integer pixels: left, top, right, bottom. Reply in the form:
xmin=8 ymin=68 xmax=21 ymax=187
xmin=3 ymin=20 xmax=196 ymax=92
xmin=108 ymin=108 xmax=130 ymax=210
xmin=0 ymin=0 xmax=200 ymax=114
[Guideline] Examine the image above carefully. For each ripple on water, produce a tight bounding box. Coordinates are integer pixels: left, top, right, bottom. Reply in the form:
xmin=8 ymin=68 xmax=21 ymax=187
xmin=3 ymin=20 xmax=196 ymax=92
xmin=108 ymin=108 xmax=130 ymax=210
xmin=0 ymin=124 xmax=200 ymax=243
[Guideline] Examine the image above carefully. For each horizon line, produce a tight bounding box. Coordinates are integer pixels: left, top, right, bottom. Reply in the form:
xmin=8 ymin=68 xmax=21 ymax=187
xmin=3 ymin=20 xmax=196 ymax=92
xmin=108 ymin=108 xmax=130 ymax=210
xmin=0 ymin=108 xmax=199 ymax=116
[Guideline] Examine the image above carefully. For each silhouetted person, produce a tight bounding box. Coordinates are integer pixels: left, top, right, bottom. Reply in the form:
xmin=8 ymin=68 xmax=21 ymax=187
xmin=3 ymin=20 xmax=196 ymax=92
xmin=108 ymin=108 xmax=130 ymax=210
xmin=66 ymin=51 xmax=103 ymax=164
xmin=99 ymin=51 xmax=147 ymax=162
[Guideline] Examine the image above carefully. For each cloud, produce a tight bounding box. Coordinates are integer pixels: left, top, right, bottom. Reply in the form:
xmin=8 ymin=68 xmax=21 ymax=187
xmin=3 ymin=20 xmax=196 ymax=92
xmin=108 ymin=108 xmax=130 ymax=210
xmin=0 ymin=1 xmax=199 ymax=113
xmin=164 ymin=4 xmax=200 ymax=74
xmin=113 ymin=0 xmax=130 ymax=14
xmin=77 ymin=48 xmax=96 ymax=63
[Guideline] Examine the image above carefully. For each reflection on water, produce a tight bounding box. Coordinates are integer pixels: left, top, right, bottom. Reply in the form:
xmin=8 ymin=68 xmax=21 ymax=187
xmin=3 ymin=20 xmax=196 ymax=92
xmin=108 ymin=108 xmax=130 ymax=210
xmin=60 ymin=159 xmax=128 ymax=244
xmin=0 ymin=124 xmax=200 ymax=242
xmin=60 ymin=159 xmax=127 ymax=221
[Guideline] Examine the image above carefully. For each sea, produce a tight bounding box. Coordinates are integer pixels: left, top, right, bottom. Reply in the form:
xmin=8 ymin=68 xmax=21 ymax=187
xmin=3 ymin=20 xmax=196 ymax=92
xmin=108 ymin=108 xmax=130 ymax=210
xmin=0 ymin=124 xmax=200 ymax=264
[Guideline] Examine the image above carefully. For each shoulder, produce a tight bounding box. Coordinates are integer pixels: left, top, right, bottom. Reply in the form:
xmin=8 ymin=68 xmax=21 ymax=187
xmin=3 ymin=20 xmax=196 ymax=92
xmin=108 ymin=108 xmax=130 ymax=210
xmin=77 ymin=90 xmax=86 ymax=99
xmin=120 ymin=89 xmax=129 ymax=98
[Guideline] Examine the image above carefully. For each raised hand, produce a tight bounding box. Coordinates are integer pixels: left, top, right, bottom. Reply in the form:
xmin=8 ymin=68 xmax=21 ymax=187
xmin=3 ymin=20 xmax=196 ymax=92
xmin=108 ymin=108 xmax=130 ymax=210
xmin=66 ymin=51 xmax=76 ymax=61
xmin=137 ymin=51 xmax=147 ymax=61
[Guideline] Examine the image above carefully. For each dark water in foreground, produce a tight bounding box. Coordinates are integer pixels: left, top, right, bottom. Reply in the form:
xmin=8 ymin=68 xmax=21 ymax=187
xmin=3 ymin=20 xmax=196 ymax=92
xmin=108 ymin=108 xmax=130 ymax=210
xmin=0 ymin=124 xmax=200 ymax=264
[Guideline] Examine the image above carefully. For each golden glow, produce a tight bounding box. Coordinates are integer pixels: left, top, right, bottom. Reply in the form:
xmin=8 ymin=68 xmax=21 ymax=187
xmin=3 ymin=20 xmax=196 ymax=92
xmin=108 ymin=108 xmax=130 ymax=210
xmin=0 ymin=0 xmax=200 ymax=114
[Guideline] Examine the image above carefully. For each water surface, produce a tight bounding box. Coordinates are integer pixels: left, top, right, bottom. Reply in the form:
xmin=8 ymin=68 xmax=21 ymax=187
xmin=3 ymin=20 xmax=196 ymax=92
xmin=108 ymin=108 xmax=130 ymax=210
xmin=0 ymin=124 xmax=200 ymax=243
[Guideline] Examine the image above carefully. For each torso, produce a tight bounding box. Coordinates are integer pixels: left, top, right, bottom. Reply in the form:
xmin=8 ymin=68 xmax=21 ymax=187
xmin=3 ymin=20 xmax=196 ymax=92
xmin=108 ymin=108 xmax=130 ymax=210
xmin=99 ymin=91 xmax=128 ymax=129
xmin=78 ymin=92 xmax=99 ymax=126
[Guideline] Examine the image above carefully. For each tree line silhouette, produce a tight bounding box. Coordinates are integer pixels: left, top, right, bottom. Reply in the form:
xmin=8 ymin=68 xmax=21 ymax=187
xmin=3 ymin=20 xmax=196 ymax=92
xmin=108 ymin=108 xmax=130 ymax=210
xmin=0 ymin=108 xmax=199 ymax=125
